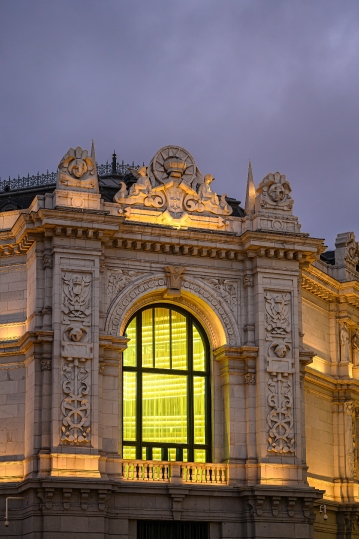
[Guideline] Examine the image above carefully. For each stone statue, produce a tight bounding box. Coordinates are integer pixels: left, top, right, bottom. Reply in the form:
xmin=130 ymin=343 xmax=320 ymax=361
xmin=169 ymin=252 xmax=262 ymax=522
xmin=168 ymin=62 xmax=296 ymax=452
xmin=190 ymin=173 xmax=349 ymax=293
xmin=352 ymin=329 xmax=359 ymax=366
xmin=198 ymin=174 xmax=219 ymax=205
xmin=340 ymin=322 xmax=351 ymax=363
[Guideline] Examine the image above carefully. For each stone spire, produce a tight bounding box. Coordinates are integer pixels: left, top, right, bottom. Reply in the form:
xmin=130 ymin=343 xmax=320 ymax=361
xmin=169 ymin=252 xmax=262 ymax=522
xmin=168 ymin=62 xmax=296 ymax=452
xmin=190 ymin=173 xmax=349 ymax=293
xmin=91 ymin=139 xmax=96 ymax=163
xmin=245 ymin=160 xmax=256 ymax=215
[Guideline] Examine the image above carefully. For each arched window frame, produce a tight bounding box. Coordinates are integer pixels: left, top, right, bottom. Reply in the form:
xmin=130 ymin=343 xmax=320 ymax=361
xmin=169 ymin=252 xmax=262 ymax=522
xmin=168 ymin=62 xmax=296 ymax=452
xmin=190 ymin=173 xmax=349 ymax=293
xmin=122 ymin=303 xmax=211 ymax=463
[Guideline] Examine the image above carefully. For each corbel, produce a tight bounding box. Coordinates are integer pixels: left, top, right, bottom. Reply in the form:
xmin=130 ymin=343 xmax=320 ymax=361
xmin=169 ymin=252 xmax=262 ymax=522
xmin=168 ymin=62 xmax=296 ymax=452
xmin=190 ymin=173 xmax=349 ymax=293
xmin=98 ymin=489 xmax=110 ymax=511
xmin=255 ymin=495 xmax=265 ymax=516
xmin=271 ymin=496 xmax=281 ymax=517
xmin=80 ymin=489 xmax=90 ymax=511
xmin=168 ymin=487 xmax=189 ymax=521
xmin=62 ymin=488 xmax=72 ymax=510
xmin=288 ymin=497 xmax=296 ymax=517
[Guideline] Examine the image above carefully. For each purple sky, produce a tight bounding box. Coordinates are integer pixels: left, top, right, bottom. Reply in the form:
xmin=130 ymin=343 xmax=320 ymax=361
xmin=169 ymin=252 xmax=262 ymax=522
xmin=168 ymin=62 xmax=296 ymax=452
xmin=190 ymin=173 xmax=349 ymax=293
xmin=1 ymin=0 xmax=359 ymax=248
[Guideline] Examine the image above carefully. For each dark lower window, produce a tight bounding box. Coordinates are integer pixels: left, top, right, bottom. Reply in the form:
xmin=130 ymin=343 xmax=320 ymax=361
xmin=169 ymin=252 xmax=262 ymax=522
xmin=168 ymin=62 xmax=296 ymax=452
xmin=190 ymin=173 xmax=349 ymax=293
xmin=123 ymin=304 xmax=211 ymax=462
xmin=138 ymin=520 xmax=209 ymax=539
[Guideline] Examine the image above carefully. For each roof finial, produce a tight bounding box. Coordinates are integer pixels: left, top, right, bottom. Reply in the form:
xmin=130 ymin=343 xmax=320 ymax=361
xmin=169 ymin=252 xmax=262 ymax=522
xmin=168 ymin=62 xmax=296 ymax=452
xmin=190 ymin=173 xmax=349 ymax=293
xmin=112 ymin=150 xmax=117 ymax=175
xmin=91 ymin=139 xmax=96 ymax=163
xmin=245 ymin=160 xmax=256 ymax=215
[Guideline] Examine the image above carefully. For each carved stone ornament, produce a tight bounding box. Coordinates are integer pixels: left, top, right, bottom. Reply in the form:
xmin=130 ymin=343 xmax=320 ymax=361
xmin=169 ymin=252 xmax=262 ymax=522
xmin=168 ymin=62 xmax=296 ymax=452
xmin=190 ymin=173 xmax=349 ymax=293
xmin=335 ymin=231 xmax=359 ymax=267
xmin=113 ymin=146 xmax=232 ymax=229
xmin=61 ymin=272 xmax=92 ymax=445
xmin=243 ymin=274 xmax=254 ymax=288
xmin=352 ymin=329 xmax=359 ymax=366
xmin=267 ymin=340 xmax=293 ymax=374
xmin=264 ymin=290 xmax=294 ymax=454
xmin=105 ymin=274 xmax=240 ymax=347
xmin=148 ymin=145 xmax=203 ymax=189
xmin=340 ymin=321 xmax=351 ymax=363
xmin=267 ymin=373 xmax=294 ymax=453
xmin=43 ymin=254 xmax=53 ymax=269
xmin=61 ymin=358 xmax=91 ymax=444
xmin=205 ymin=278 xmax=237 ymax=314
xmin=244 ymin=373 xmax=256 ymax=384
xmin=107 ymin=270 xmax=143 ymax=303
xmin=62 ymin=273 xmax=91 ymax=320
xmin=164 ymin=266 xmax=186 ymax=298
xmin=256 ymin=172 xmax=293 ymax=212
xmin=265 ymin=293 xmax=291 ymax=337
xmin=57 ymin=146 xmax=99 ymax=193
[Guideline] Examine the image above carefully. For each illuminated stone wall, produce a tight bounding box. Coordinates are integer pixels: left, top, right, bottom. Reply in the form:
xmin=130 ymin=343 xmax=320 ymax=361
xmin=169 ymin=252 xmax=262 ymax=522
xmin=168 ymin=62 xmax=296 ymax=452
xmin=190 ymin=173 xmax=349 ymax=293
xmin=0 ymin=143 xmax=353 ymax=538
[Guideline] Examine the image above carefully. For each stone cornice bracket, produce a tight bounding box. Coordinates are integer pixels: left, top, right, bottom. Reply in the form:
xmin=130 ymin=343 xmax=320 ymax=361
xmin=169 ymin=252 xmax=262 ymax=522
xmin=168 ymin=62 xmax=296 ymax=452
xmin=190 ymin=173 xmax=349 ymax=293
xmin=168 ymin=486 xmax=189 ymax=521
xmin=99 ymin=334 xmax=129 ymax=353
xmin=62 ymin=488 xmax=72 ymax=510
xmin=163 ymin=265 xmax=186 ymax=298
xmin=299 ymin=348 xmax=316 ymax=368
xmin=214 ymin=345 xmax=258 ymax=378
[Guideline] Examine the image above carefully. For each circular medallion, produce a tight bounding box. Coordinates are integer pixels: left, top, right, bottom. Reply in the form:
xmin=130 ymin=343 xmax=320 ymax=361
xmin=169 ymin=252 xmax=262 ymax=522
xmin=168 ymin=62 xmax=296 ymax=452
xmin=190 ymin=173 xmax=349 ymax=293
xmin=148 ymin=145 xmax=203 ymax=189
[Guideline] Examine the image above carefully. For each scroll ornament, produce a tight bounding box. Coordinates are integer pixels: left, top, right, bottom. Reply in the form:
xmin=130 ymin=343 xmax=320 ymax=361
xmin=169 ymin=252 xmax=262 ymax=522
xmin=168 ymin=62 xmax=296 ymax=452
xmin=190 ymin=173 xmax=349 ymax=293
xmin=264 ymin=292 xmax=294 ymax=454
xmin=57 ymin=146 xmax=98 ymax=192
xmin=113 ymin=146 xmax=232 ymax=218
xmin=60 ymin=272 xmax=93 ymax=445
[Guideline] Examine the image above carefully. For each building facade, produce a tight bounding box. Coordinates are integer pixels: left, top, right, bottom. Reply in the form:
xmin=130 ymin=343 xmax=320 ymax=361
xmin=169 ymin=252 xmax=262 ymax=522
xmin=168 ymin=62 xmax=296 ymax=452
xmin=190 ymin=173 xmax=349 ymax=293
xmin=0 ymin=143 xmax=358 ymax=538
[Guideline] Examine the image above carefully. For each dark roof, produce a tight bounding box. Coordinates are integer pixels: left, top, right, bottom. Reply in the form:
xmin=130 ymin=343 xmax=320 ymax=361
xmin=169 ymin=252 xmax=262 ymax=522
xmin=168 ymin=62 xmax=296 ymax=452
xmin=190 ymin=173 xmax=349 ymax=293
xmin=0 ymin=156 xmax=245 ymax=216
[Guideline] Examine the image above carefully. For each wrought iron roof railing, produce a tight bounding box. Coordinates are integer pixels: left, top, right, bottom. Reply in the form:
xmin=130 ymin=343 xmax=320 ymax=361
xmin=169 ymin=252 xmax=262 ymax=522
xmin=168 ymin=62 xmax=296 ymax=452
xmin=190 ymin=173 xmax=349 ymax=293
xmin=0 ymin=160 xmax=140 ymax=193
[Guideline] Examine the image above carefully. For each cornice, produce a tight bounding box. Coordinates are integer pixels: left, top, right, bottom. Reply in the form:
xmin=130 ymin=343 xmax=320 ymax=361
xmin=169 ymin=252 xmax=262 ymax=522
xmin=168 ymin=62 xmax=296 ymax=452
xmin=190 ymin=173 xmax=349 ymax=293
xmin=304 ymin=365 xmax=359 ymax=396
xmin=0 ymin=330 xmax=53 ymax=358
xmin=0 ymin=204 xmax=325 ymax=265
xmin=302 ymin=264 xmax=359 ymax=308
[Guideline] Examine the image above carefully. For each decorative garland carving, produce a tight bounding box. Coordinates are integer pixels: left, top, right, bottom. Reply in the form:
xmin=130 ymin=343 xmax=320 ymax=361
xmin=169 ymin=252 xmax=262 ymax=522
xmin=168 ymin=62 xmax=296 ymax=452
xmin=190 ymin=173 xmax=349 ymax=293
xmin=202 ymin=278 xmax=237 ymax=316
xmin=107 ymin=270 xmax=143 ymax=303
xmin=60 ymin=272 xmax=92 ymax=445
xmin=264 ymin=291 xmax=294 ymax=454
xmin=105 ymin=275 xmax=240 ymax=347
xmin=267 ymin=373 xmax=294 ymax=453
xmin=61 ymin=360 xmax=90 ymax=443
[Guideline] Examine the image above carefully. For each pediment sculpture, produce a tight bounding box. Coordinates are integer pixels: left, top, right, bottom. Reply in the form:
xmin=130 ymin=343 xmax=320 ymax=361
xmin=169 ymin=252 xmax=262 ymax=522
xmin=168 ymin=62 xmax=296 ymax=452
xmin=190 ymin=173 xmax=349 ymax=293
xmin=57 ymin=146 xmax=99 ymax=193
xmin=114 ymin=146 xmax=232 ymax=224
xmin=256 ymin=172 xmax=293 ymax=212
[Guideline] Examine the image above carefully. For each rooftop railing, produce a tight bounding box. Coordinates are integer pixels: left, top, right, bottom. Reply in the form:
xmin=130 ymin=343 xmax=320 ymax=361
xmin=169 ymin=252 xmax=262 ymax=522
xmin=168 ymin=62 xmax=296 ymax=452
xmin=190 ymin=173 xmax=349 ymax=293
xmin=0 ymin=160 xmax=140 ymax=193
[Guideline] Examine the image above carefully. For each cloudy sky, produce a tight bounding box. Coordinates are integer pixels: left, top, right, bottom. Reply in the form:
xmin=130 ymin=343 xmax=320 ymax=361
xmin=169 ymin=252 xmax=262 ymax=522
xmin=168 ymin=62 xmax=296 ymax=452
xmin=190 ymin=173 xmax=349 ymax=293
xmin=1 ymin=0 xmax=358 ymax=247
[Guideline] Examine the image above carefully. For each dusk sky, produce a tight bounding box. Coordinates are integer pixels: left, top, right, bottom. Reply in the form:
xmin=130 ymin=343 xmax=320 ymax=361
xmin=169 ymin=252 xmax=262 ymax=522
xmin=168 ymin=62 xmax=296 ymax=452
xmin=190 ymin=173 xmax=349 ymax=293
xmin=1 ymin=0 xmax=359 ymax=248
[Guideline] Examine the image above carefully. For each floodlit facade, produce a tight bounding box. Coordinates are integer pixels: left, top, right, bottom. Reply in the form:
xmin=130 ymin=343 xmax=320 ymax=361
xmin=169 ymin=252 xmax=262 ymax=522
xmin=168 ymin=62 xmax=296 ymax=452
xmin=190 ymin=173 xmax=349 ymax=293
xmin=0 ymin=143 xmax=358 ymax=538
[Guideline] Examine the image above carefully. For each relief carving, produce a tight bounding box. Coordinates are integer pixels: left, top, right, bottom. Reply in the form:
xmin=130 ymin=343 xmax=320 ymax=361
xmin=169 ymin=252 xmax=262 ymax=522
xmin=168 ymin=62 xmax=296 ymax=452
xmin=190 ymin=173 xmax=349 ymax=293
xmin=57 ymin=146 xmax=98 ymax=192
xmin=107 ymin=270 xmax=143 ymax=302
xmin=62 ymin=273 xmax=91 ymax=320
xmin=243 ymin=275 xmax=254 ymax=288
xmin=265 ymin=290 xmax=294 ymax=454
xmin=265 ymin=293 xmax=291 ymax=337
xmin=267 ymin=373 xmax=294 ymax=453
xmin=257 ymin=172 xmax=293 ymax=212
xmin=105 ymin=275 xmax=240 ymax=347
xmin=204 ymin=278 xmax=237 ymax=313
xmin=164 ymin=266 xmax=186 ymax=298
xmin=113 ymin=146 xmax=232 ymax=228
xmin=61 ymin=359 xmax=90 ymax=444
xmin=61 ymin=272 xmax=92 ymax=445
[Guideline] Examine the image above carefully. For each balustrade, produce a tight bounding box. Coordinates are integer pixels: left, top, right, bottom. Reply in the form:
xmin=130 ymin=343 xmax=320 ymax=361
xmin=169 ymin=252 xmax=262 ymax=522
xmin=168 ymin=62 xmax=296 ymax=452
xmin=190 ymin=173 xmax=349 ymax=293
xmin=121 ymin=460 xmax=228 ymax=485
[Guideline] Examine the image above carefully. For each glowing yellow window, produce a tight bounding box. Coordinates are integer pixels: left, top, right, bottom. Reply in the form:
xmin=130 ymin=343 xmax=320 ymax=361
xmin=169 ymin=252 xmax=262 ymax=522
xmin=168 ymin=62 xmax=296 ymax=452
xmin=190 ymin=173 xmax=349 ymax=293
xmin=122 ymin=305 xmax=210 ymax=463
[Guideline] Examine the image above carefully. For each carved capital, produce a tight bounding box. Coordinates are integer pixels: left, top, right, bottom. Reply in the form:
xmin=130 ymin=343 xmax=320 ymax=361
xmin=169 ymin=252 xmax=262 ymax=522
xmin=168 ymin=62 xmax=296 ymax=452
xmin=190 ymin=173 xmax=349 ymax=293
xmin=41 ymin=359 xmax=52 ymax=371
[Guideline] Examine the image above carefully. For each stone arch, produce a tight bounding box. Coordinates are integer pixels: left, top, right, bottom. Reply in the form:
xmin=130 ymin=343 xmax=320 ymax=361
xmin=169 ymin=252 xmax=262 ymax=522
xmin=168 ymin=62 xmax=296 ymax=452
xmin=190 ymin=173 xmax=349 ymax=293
xmin=104 ymin=274 xmax=240 ymax=348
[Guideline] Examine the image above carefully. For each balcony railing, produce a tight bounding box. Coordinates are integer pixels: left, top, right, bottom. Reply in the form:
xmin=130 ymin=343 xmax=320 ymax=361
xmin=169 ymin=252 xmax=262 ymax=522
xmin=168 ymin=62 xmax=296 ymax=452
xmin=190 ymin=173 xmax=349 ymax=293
xmin=121 ymin=460 xmax=228 ymax=485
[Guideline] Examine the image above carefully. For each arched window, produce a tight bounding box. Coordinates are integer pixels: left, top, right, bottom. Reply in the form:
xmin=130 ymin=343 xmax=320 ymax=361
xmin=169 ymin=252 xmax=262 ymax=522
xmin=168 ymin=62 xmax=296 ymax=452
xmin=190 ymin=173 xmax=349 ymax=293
xmin=123 ymin=304 xmax=211 ymax=463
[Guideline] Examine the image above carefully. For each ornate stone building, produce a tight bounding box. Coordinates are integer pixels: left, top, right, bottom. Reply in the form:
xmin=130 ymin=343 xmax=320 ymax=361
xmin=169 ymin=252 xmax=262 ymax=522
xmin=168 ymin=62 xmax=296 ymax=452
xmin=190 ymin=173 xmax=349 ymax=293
xmin=0 ymin=143 xmax=358 ymax=538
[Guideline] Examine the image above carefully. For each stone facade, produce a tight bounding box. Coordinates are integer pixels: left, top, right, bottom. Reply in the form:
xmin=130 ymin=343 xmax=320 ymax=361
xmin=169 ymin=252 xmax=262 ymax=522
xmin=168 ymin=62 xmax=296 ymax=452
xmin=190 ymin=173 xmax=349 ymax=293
xmin=0 ymin=144 xmax=358 ymax=538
